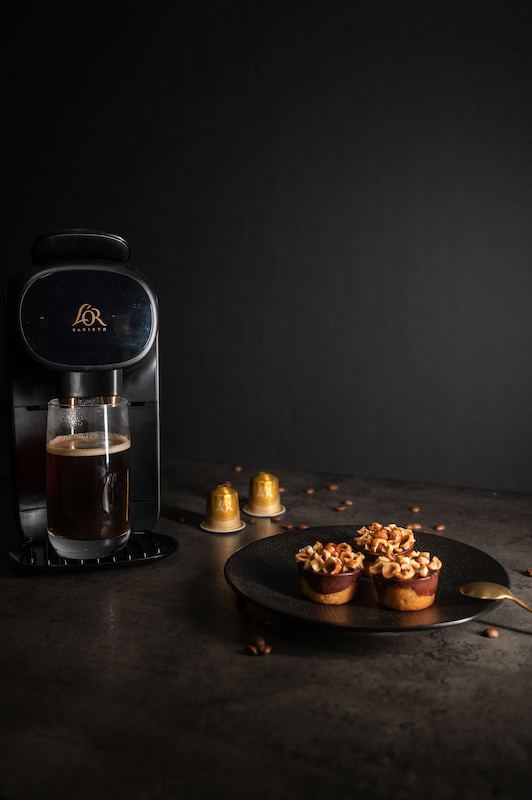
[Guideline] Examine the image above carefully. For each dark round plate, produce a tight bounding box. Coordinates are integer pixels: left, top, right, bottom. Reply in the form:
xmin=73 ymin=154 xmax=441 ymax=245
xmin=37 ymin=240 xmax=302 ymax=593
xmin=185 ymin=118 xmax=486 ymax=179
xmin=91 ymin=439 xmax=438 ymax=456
xmin=224 ymin=526 xmax=510 ymax=632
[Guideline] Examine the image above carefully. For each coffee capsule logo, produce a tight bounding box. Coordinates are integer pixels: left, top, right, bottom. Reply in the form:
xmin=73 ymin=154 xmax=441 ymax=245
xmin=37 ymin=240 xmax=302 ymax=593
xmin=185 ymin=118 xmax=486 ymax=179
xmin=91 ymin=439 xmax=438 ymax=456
xmin=215 ymin=495 xmax=234 ymax=514
xmin=72 ymin=303 xmax=107 ymax=332
xmin=256 ymin=484 xmax=274 ymax=499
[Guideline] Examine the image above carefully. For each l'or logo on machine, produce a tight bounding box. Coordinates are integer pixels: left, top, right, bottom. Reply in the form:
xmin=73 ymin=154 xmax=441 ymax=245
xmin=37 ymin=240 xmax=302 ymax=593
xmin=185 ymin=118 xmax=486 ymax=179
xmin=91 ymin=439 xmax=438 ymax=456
xmin=72 ymin=303 xmax=107 ymax=331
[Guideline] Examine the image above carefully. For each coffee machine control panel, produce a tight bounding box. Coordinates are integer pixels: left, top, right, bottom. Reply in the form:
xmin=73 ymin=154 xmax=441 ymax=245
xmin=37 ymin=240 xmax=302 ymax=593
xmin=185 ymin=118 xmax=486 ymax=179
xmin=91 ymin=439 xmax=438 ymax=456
xmin=19 ymin=266 xmax=157 ymax=370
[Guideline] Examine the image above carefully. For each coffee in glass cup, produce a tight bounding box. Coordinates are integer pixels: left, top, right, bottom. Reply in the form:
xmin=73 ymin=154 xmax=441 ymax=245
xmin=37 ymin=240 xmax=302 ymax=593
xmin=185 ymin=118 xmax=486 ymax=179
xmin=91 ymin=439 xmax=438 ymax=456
xmin=46 ymin=398 xmax=131 ymax=559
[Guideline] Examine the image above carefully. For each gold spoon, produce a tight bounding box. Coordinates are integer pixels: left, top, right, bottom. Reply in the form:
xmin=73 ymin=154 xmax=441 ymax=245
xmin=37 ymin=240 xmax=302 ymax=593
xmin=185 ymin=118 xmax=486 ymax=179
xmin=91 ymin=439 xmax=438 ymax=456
xmin=460 ymin=582 xmax=532 ymax=613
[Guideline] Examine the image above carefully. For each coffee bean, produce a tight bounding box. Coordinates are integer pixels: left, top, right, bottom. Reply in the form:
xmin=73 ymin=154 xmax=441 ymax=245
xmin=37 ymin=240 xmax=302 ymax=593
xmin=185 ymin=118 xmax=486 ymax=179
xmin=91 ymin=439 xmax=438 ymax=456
xmin=298 ymin=524 xmax=309 ymax=529
xmin=249 ymin=518 xmax=257 ymax=524
xmin=412 ymin=523 xmax=422 ymax=530
xmin=411 ymin=506 xmax=420 ymax=513
xmin=279 ymin=487 xmax=285 ymax=493
xmin=271 ymin=516 xmax=282 ymax=522
xmin=526 ymin=568 xmax=532 ymax=577
xmin=406 ymin=524 xmax=415 ymax=530
xmin=344 ymin=500 xmax=353 ymax=506
xmin=335 ymin=505 xmax=346 ymax=512
xmin=221 ymin=480 xmax=232 ymax=487
xmin=245 ymin=644 xmax=258 ymax=655
xmin=260 ymin=645 xmax=272 ymax=655
xmin=283 ymin=523 xmax=294 ymax=530
xmin=484 ymin=628 xmax=499 ymax=638
xmin=234 ymin=465 xmax=243 ymax=472
xmin=250 ymin=634 xmax=265 ymax=648
xmin=305 ymin=488 xmax=314 ymax=495
xmin=328 ymin=484 xmax=339 ymax=491
xmin=435 ymin=524 xmax=446 ymax=531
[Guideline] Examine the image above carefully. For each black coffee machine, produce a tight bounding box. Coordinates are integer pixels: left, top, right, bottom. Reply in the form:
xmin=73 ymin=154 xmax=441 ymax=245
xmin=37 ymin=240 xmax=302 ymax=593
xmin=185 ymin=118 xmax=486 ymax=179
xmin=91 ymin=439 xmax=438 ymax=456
xmin=4 ymin=229 xmax=177 ymax=569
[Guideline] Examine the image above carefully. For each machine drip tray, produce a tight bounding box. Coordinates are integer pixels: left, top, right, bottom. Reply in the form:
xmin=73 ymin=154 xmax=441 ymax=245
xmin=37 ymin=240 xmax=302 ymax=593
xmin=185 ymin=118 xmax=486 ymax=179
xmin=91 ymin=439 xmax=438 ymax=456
xmin=8 ymin=531 xmax=179 ymax=571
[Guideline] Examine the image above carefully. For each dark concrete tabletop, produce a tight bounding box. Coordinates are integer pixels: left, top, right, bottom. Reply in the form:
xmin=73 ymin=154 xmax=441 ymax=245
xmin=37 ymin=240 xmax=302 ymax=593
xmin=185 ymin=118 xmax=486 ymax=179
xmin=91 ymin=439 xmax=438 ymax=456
xmin=1 ymin=460 xmax=531 ymax=800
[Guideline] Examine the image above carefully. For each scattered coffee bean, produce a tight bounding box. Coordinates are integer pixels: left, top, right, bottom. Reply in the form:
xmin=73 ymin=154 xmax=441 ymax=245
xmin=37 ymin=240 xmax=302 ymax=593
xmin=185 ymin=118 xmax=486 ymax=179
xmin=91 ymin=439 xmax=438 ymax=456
xmin=271 ymin=516 xmax=282 ymax=522
xmin=411 ymin=506 xmax=420 ymax=513
xmin=328 ymin=484 xmax=339 ymax=491
xmin=344 ymin=500 xmax=353 ymax=506
xmin=412 ymin=523 xmax=422 ymax=530
xmin=249 ymin=518 xmax=257 ymax=524
xmin=221 ymin=480 xmax=232 ymax=487
xmin=484 ymin=627 xmax=499 ymax=638
xmin=283 ymin=523 xmax=294 ymax=530
xmin=406 ymin=523 xmax=415 ymax=530
xmin=305 ymin=488 xmax=314 ymax=495
xmin=526 ymin=568 xmax=532 ymax=577
xmin=298 ymin=524 xmax=309 ymax=529
xmin=435 ymin=524 xmax=446 ymax=531
xmin=335 ymin=505 xmax=346 ymax=512
xmin=234 ymin=465 xmax=243 ymax=472
xmin=245 ymin=634 xmax=272 ymax=656
xmin=279 ymin=487 xmax=285 ymax=493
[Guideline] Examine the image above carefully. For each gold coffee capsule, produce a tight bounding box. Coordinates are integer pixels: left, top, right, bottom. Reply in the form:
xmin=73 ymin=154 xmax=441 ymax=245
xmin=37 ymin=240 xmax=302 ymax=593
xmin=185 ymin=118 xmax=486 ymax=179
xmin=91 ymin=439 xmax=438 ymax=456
xmin=201 ymin=485 xmax=245 ymax=532
xmin=243 ymin=471 xmax=285 ymax=517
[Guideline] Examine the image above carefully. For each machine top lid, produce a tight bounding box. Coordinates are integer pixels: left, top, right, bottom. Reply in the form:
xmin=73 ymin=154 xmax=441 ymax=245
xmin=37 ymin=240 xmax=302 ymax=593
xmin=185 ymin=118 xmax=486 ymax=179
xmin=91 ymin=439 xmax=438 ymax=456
xmin=32 ymin=230 xmax=130 ymax=266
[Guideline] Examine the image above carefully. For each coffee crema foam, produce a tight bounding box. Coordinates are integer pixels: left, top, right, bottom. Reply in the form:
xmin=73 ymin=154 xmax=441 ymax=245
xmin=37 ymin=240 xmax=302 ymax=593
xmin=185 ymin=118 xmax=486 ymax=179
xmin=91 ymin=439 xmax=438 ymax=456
xmin=46 ymin=432 xmax=130 ymax=457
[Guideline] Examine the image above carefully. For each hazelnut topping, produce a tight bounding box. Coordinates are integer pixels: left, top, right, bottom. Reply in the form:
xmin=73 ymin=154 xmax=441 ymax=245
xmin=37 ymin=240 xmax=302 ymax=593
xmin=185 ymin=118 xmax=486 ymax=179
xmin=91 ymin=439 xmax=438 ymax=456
xmin=295 ymin=541 xmax=364 ymax=575
xmin=369 ymin=551 xmax=442 ymax=580
xmin=355 ymin=523 xmax=415 ymax=558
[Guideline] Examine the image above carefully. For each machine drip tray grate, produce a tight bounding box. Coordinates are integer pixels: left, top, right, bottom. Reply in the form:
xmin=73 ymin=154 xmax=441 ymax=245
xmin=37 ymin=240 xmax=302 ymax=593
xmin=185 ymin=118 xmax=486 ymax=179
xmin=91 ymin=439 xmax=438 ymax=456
xmin=8 ymin=531 xmax=179 ymax=571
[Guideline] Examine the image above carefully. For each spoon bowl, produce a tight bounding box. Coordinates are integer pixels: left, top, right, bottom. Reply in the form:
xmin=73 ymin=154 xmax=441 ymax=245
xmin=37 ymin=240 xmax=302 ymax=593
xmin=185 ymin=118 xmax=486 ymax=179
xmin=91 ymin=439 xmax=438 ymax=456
xmin=460 ymin=582 xmax=532 ymax=613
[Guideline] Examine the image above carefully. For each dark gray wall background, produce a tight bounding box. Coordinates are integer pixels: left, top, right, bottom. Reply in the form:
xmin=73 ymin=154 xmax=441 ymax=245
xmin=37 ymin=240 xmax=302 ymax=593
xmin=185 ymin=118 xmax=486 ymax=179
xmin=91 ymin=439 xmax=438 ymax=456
xmin=3 ymin=1 xmax=532 ymax=493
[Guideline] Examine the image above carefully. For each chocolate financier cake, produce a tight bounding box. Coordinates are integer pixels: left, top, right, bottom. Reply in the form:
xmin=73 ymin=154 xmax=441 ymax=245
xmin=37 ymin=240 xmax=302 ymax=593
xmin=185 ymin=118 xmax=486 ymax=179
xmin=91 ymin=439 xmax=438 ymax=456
xmin=355 ymin=523 xmax=415 ymax=576
xmin=369 ymin=551 xmax=442 ymax=611
xmin=295 ymin=541 xmax=364 ymax=605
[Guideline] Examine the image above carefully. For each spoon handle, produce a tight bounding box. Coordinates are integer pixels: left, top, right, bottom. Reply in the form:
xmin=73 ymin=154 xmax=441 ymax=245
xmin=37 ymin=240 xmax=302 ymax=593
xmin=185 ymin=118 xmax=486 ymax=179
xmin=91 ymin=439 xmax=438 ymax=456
xmin=510 ymin=596 xmax=532 ymax=613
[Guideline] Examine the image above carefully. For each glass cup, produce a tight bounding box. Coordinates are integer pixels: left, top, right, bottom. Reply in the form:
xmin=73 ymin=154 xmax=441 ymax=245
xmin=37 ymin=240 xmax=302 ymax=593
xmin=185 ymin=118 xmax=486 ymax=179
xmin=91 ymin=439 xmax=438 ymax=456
xmin=46 ymin=397 xmax=131 ymax=559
